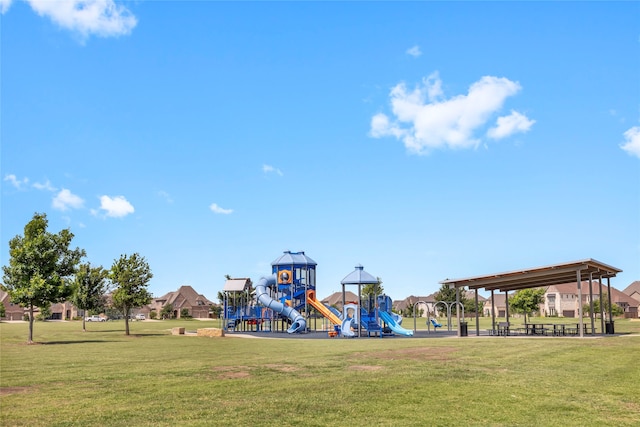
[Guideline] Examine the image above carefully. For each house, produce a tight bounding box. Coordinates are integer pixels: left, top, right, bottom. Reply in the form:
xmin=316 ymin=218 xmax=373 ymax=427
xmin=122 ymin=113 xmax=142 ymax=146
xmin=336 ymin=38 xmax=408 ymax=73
xmin=542 ymin=281 xmax=638 ymax=318
xmin=482 ymin=282 xmax=638 ymax=319
xmin=483 ymin=293 xmax=511 ymax=318
xmin=393 ymin=295 xmax=436 ymax=317
xmin=0 ymin=289 xmax=26 ymax=321
xmin=49 ymin=301 xmax=81 ymax=320
xmin=320 ymin=291 xmax=359 ymax=310
xmin=622 ymin=281 xmax=640 ymax=317
xmin=148 ymin=285 xmax=215 ymax=319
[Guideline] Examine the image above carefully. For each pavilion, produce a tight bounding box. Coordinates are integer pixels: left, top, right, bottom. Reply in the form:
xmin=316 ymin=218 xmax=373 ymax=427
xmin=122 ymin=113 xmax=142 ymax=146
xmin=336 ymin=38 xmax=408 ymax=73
xmin=439 ymin=259 xmax=622 ymax=337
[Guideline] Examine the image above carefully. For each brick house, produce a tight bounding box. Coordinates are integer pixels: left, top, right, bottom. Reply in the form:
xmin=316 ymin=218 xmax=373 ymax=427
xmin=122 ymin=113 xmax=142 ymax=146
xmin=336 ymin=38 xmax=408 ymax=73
xmin=393 ymin=294 xmax=437 ymax=318
xmin=483 ymin=282 xmax=639 ymax=319
xmin=542 ymin=281 xmax=638 ymax=318
xmin=148 ymin=285 xmax=215 ymax=319
xmin=622 ymin=281 xmax=640 ymax=317
xmin=0 ymin=289 xmax=26 ymax=320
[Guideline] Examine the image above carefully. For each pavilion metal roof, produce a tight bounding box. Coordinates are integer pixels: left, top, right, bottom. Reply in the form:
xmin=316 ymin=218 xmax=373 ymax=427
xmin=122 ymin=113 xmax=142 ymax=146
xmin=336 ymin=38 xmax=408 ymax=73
xmin=440 ymin=259 xmax=622 ymax=293
xmin=341 ymin=264 xmax=379 ymax=285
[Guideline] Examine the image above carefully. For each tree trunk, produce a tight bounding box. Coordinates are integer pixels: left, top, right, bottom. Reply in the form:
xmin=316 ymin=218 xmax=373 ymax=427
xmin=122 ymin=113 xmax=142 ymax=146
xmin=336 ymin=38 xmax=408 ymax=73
xmin=28 ymin=304 xmax=34 ymax=344
xmin=124 ymin=307 xmax=130 ymax=336
xmin=82 ymin=316 xmax=86 ymax=332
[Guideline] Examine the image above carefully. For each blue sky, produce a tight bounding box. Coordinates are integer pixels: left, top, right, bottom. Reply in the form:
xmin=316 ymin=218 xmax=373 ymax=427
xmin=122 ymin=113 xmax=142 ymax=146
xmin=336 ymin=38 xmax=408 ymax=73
xmin=2 ymin=1 xmax=639 ymax=302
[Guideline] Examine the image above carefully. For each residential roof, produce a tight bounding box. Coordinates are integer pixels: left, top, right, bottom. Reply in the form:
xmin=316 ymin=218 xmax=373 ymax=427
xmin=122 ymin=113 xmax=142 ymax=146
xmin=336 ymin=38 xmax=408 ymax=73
xmin=154 ymin=285 xmax=214 ymax=308
xmin=622 ymin=281 xmax=640 ymax=300
xmin=321 ymin=291 xmax=359 ymax=306
xmin=393 ymin=295 xmax=435 ymax=311
xmin=440 ymin=259 xmax=622 ymax=292
xmin=341 ymin=264 xmax=378 ymax=285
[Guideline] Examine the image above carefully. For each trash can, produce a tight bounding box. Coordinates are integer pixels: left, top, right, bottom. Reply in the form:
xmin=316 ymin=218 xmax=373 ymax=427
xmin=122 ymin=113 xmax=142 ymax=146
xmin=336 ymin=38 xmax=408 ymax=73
xmin=605 ymin=321 xmax=615 ymax=334
xmin=459 ymin=321 xmax=468 ymax=337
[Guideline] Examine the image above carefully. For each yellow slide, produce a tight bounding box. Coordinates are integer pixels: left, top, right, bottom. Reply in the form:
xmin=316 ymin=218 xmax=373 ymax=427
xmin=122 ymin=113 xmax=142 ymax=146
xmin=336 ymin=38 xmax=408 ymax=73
xmin=306 ymin=290 xmax=342 ymax=325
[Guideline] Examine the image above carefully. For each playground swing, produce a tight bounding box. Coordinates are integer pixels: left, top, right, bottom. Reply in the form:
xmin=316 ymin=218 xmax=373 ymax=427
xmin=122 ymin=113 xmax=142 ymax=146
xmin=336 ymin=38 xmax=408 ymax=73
xmin=430 ymin=318 xmax=443 ymax=329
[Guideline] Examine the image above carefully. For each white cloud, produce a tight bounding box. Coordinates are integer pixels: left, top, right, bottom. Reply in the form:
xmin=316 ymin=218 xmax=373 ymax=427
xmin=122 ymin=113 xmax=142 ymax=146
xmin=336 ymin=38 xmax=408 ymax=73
xmin=620 ymin=126 xmax=640 ymax=158
xmin=487 ymin=110 xmax=536 ymax=139
xmin=52 ymin=188 xmax=84 ymax=211
xmin=3 ymin=174 xmax=29 ymax=189
xmin=209 ymin=203 xmax=233 ymax=215
xmin=24 ymin=0 xmax=137 ymax=38
xmin=406 ymin=45 xmax=422 ymax=58
xmin=33 ymin=179 xmax=57 ymax=192
xmin=370 ymin=73 xmax=531 ymax=154
xmin=0 ymin=0 xmax=13 ymax=14
xmin=98 ymin=195 xmax=134 ymax=218
xmin=262 ymin=164 xmax=283 ymax=176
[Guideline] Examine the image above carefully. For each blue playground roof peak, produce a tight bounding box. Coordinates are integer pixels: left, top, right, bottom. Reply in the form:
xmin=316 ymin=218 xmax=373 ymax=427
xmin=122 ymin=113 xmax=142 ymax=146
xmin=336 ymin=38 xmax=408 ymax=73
xmin=341 ymin=264 xmax=379 ymax=284
xmin=271 ymin=250 xmax=317 ymax=267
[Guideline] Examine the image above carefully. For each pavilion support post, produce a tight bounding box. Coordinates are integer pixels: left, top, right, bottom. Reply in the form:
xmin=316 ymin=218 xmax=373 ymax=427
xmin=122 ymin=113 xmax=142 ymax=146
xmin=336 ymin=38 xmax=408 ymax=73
xmin=598 ymin=276 xmax=605 ymax=336
xmin=475 ymin=290 xmax=480 ymax=336
xmin=504 ymin=290 xmax=509 ymax=322
xmin=491 ymin=290 xmax=496 ymax=333
xmin=577 ymin=270 xmax=584 ymax=338
xmin=589 ymin=273 xmax=595 ymax=335
xmin=357 ymin=284 xmax=362 ymax=338
xmin=607 ymin=277 xmax=613 ymax=331
xmin=456 ymin=287 xmax=461 ymax=337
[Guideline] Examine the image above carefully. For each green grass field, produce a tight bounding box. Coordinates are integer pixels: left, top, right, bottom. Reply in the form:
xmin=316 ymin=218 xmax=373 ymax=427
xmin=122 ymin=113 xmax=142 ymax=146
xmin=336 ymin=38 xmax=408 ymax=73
xmin=1 ymin=319 xmax=639 ymax=426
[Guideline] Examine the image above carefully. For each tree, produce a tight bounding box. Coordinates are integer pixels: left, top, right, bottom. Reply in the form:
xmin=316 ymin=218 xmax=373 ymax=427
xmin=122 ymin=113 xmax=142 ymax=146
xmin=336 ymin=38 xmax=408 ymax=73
xmin=583 ymin=293 xmax=623 ymax=317
xmin=70 ymin=263 xmax=108 ymax=331
xmin=509 ymin=288 xmax=546 ymax=323
xmin=1 ymin=213 xmax=85 ymax=343
xmin=362 ymin=277 xmax=384 ymax=298
xmin=110 ymin=253 xmax=153 ymax=336
xmin=0 ymin=301 xmax=5 ymax=318
xmin=160 ymin=303 xmax=174 ymax=319
xmin=433 ymin=284 xmax=475 ymax=317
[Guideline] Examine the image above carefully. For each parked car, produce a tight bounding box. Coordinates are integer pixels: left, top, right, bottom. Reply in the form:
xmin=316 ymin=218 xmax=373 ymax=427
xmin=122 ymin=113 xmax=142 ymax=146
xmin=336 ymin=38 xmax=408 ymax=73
xmin=135 ymin=313 xmax=146 ymax=321
xmin=85 ymin=315 xmax=106 ymax=322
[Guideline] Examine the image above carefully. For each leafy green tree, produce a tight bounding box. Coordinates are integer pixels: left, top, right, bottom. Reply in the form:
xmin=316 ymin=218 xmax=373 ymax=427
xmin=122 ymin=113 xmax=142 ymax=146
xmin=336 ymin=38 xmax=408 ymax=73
xmin=160 ymin=303 xmax=174 ymax=319
xmin=2 ymin=213 xmax=85 ymax=343
xmin=509 ymin=288 xmax=546 ymax=323
xmin=583 ymin=293 xmax=623 ymax=317
xmin=36 ymin=303 xmax=51 ymax=321
xmin=71 ymin=263 xmax=109 ymax=331
xmin=433 ymin=284 xmax=475 ymax=316
xmin=110 ymin=253 xmax=153 ymax=336
xmin=0 ymin=302 xmax=5 ymax=319
xmin=180 ymin=308 xmax=192 ymax=319
xmin=362 ymin=277 xmax=384 ymax=298
xmin=210 ymin=304 xmax=222 ymax=318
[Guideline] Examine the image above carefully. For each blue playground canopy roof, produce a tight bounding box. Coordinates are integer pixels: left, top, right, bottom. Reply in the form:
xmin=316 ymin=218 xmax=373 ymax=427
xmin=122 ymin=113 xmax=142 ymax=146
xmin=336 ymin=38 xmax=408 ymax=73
xmin=341 ymin=264 xmax=378 ymax=285
xmin=271 ymin=251 xmax=317 ymax=267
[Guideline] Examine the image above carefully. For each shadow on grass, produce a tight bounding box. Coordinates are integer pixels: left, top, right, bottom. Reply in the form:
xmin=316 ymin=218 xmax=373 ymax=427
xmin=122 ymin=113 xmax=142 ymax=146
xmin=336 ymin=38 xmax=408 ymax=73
xmin=40 ymin=340 xmax=119 ymax=345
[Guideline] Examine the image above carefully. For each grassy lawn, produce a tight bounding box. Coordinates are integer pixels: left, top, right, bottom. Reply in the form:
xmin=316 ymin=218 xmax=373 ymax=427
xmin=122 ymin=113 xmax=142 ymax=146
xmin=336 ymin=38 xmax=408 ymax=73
xmin=1 ymin=319 xmax=639 ymax=426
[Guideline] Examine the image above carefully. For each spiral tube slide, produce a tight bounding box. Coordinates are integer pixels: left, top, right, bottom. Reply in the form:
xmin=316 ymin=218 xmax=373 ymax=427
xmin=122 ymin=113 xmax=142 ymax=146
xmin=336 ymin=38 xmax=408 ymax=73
xmin=255 ymin=275 xmax=306 ymax=333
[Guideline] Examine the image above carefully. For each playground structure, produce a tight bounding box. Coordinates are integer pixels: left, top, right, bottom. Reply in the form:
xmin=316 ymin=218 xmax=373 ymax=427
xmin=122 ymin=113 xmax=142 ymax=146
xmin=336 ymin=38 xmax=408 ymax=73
xmin=222 ymin=251 xmax=413 ymax=337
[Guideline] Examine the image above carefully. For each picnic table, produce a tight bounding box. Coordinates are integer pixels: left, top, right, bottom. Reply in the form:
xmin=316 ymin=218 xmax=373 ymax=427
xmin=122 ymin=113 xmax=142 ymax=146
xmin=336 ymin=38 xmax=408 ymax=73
xmin=524 ymin=323 xmax=595 ymax=336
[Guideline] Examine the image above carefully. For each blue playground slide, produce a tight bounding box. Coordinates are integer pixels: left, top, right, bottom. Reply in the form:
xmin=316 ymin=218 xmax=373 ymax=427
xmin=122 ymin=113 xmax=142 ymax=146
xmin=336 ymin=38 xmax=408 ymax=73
xmin=254 ymin=275 xmax=306 ymax=333
xmin=379 ymin=311 xmax=414 ymax=336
